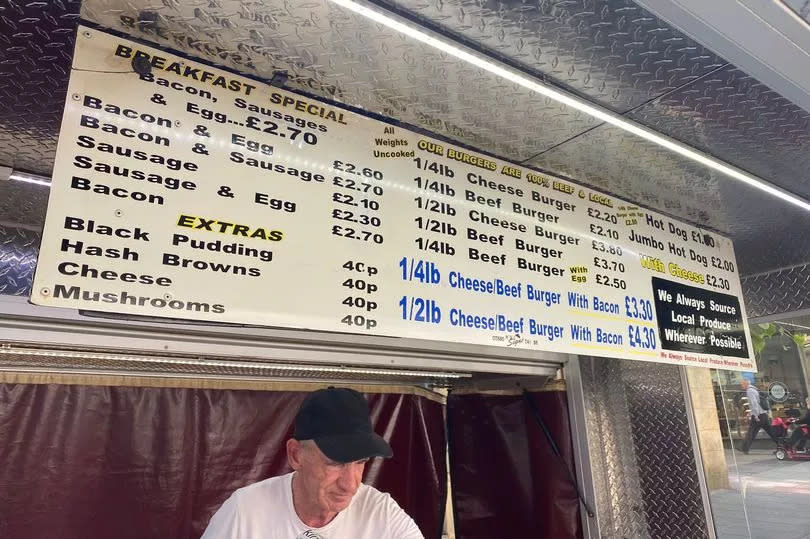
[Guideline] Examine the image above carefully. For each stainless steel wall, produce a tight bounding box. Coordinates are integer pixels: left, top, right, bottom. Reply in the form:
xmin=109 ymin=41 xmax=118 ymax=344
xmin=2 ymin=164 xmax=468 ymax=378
xmin=0 ymin=179 xmax=45 ymax=296
xmin=741 ymin=264 xmax=810 ymax=319
xmin=577 ymin=356 xmax=710 ymax=539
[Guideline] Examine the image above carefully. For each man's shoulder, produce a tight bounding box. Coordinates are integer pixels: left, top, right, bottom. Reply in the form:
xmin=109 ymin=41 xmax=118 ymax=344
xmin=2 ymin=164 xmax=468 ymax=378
xmin=356 ymin=482 xmax=388 ymax=499
xmin=201 ymin=473 xmax=293 ymax=539
xmin=352 ymin=483 xmax=401 ymax=513
xmin=231 ymin=472 xmax=291 ymax=503
xmin=350 ymin=484 xmax=423 ymax=538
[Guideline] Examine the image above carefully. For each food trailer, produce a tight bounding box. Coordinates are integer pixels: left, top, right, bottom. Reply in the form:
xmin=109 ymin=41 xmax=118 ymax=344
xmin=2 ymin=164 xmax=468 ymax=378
xmin=2 ymin=1 xmax=809 ymax=538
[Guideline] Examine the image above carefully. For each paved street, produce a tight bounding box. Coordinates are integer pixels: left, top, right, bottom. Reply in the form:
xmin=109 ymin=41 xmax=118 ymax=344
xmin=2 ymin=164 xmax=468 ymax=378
xmin=711 ymin=449 xmax=810 ymax=539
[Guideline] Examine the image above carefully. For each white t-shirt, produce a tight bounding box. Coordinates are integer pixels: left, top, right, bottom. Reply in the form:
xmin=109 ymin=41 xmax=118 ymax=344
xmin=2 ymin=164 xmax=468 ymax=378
xmin=201 ymin=472 xmax=425 ymax=539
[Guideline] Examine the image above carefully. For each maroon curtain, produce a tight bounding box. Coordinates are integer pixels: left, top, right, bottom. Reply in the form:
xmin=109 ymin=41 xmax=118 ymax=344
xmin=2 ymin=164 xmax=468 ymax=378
xmin=448 ymin=391 xmax=582 ymax=539
xmin=0 ymin=383 xmax=445 ymax=539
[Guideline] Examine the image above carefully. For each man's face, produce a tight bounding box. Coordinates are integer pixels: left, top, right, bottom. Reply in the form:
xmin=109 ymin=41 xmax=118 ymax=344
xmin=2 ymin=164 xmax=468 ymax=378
xmin=290 ymin=440 xmax=367 ymax=514
xmin=741 ymin=379 xmax=749 ymax=389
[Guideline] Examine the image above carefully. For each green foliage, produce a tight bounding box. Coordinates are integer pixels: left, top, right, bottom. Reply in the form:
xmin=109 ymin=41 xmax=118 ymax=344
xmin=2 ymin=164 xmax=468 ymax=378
xmin=749 ymin=323 xmax=808 ymax=357
xmin=750 ymin=323 xmax=780 ymax=358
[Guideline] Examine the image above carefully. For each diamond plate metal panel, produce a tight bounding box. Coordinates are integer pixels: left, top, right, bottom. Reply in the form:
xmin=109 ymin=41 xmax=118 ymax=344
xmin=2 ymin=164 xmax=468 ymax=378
xmin=0 ymin=178 xmax=49 ymax=229
xmin=392 ymin=0 xmax=726 ymax=112
xmin=741 ymin=263 xmax=810 ymax=319
xmin=581 ymin=356 xmax=647 ymax=537
xmin=0 ymin=0 xmax=805 ymax=286
xmin=526 ymin=122 xmax=727 ymax=227
xmin=0 ymin=179 xmax=47 ymax=297
xmin=77 ymin=1 xmax=808 ymax=275
xmin=621 ymin=361 xmax=708 ymax=539
xmin=80 ymin=0 xmax=599 ymax=161
xmin=0 ymin=0 xmax=81 ymax=176
xmin=581 ymin=356 xmax=709 ymax=539
xmin=394 ymin=0 xmax=810 ymax=277
xmin=0 ymin=225 xmax=40 ymax=297
xmin=528 ymin=122 xmax=810 ymax=276
xmin=627 ymin=64 xmax=810 ymax=200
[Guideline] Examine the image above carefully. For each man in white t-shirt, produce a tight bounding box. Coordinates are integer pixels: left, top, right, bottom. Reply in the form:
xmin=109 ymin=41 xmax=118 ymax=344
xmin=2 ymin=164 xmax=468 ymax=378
xmin=201 ymin=387 xmax=425 ymax=539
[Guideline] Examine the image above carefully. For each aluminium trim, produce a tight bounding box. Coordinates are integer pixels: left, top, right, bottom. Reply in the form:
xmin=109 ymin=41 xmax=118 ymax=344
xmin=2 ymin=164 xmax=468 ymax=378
xmin=680 ymin=366 xmax=718 ymax=539
xmin=0 ymin=296 xmax=562 ymax=376
xmin=749 ymin=308 xmax=810 ymax=324
xmin=564 ymin=355 xmax=601 ymax=538
xmin=634 ymin=0 xmax=810 ymax=115
xmin=0 ymin=366 xmax=447 ymax=388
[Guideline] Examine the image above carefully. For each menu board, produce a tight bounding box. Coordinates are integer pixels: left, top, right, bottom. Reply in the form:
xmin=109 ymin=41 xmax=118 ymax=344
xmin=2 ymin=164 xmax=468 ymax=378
xmin=31 ymin=26 xmax=756 ymax=371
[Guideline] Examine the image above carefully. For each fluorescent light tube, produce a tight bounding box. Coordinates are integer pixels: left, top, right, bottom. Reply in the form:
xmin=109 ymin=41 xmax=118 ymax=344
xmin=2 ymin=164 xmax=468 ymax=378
xmin=9 ymin=171 xmax=51 ymax=187
xmin=329 ymin=0 xmax=810 ymax=213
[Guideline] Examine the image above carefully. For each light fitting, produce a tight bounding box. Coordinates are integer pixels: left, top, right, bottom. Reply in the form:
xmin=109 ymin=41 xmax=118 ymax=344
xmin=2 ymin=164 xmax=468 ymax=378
xmin=9 ymin=171 xmax=51 ymax=187
xmin=329 ymin=0 xmax=810 ymax=213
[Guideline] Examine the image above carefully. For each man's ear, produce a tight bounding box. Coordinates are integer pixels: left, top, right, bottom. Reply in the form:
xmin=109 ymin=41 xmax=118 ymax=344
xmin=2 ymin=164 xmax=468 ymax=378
xmin=287 ymin=438 xmax=304 ymax=470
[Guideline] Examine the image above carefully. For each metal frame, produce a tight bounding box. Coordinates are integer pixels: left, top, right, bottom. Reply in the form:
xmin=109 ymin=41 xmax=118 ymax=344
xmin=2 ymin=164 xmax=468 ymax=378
xmin=750 ymin=308 xmax=810 ymax=324
xmin=634 ymin=0 xmax=810 ymax=114
xmin=0 ymin=296 xmax=562 ymax=376
xmin=680 ymin=365 xmax=718 ymax=539
xmin=563 ymin=355 xmax=600 ymax=538
xmin=2 ymin=293 xmax=726 ymax=537
xmin=0 ymin=366 xmax=449 ymax=387
xmin=564 ymin=356 xmax=721 ymax=538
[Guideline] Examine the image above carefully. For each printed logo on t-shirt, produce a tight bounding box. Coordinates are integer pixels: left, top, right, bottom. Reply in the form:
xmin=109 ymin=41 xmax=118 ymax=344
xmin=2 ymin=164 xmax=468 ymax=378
xmin=295 ymin=531 xmax=324 ymax=539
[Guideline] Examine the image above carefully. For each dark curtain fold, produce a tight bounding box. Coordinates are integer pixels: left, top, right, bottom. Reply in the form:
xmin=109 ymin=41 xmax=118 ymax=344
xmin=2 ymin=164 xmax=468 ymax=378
xmin=0 ymin=383 xmax=445 ymax=539
xmin=448 ymin=390 xmax=582 ymax=539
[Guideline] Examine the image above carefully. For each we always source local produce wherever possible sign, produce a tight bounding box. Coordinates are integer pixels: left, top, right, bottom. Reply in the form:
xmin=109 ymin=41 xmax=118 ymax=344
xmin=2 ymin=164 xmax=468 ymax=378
xmin=31 ymin=26 xmax=756 ymax=371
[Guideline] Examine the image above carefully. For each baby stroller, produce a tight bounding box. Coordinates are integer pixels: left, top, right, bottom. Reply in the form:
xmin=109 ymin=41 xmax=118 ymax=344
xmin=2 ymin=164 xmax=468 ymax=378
xmin=773 ymin=417 xmax=810 ymax=461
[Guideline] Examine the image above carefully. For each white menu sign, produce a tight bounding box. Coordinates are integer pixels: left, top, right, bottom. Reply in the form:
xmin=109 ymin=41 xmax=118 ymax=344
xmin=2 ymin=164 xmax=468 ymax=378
xmin=32 ymin=27 xmax=756 ymax=371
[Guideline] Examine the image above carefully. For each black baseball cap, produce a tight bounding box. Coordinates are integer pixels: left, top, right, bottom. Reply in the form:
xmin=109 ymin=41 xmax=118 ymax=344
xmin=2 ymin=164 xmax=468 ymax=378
xmin=294 ymin=387 xmax=393 ymax=463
